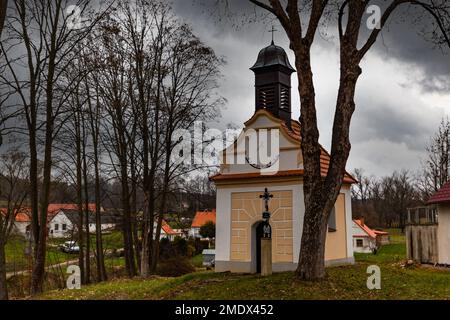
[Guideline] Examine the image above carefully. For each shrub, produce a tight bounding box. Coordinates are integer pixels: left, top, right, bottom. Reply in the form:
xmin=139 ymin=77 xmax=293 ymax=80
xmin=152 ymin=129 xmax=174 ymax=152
xmin=156 ymin=258 xmax=195 ymax=277
xmin=159 ymin=237 xmax=174 ymax=260
xmin=173 ymin=237 xmax=188 ymax=256
xmin=187 ymin=244 xmax=196 ymax=258
xmin=193 ymin=238 xmax=210 ymax=254
xmin=199 ymin=221 xmax=215 ymax=239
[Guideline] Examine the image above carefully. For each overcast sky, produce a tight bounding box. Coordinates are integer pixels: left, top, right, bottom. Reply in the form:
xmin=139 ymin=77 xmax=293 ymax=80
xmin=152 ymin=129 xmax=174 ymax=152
xmin=171 ymin=0 xmax=450 ymax=178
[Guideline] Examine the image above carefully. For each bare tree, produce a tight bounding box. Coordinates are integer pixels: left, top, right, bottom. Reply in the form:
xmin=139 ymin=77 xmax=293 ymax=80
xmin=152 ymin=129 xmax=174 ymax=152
xmin=351 ymin=168 xmax=373 ymax=203
xmin=91 ymin=17 xmax=138 ymax=277
xmin=234 ymin=0 xmax=450 ymax=280
xmin=0 ymin=0 xmax=108 ymax=293
xmin=150 ymin=23 xmax=223 ymax=272
xmin=84 ymin=76 xmax=107 ymax=282
xmin=419 ymin=117 xmax=450 ymax=200
xmin=0 ymin=150 xmax=28 ymax=300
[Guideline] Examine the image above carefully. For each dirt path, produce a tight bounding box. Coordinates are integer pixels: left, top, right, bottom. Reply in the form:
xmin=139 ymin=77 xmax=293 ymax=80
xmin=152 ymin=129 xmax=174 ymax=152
xmin=7 ymin=257 xmax=84 ymax=280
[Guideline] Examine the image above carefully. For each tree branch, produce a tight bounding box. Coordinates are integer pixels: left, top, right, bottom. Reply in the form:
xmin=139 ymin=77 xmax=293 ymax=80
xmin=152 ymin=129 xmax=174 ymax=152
xmin=358 ymin=0 xmax=450 ymax=61
xmin=305 ymin=0 xmax=328 ymax=44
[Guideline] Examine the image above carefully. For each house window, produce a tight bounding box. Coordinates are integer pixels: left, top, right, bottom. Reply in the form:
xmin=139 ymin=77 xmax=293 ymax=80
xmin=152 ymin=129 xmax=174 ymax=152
xmin=328 ymin=207 xmax=337 ymax=232
xmin=62 ymin=224 xmax=67 ymax=231
xmin=356 ymin=239 xmax=363 ymax=247
xmin=54 ymin=224 xmax=59 ymax=231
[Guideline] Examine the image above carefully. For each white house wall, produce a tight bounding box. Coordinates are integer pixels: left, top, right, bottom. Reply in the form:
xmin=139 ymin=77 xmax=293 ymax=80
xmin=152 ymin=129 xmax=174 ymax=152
xmin=49 ymin=213 xmax=74 ymax=238
xmin=352 ymin=236 xmax=375 ymax=253
xmin=13 ymin=222 xmax=30 ymax=236
xmin=437 ymin=204 xmax=450 ymax=264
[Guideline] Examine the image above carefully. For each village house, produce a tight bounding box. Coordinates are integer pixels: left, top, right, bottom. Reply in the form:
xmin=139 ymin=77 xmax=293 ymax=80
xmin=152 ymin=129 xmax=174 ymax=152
xmin=210 ymin=41 xmax=356 ymax=273
xmin=0 ymin=207 xmax=32 ymax=236
xmin=407 ymin=180 xmax=450 ymax=266
xmin=189 ymin=210 xmax=216 ymax=239
xmin=352 ymin=218 xmax=389 ymax=253
xmin=153 ymin=220 xmax=183 ymax=241
xmin=1 ymin=203 xmax=103 ymax=237
xmin=48 ymin=208 xmax=118 ymax=238
xmin=49 ymin=209 xmax=117 ymax=238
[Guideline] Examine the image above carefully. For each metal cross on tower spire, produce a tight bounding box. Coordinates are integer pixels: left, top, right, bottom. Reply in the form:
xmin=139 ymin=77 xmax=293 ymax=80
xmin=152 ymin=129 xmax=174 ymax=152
xmin=269 ymin=25 xmax=278 ymax=45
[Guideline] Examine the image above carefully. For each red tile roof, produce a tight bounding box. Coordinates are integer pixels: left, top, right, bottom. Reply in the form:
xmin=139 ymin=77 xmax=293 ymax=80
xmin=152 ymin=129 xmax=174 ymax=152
xmin=353 ymin=219 xmax=388 ymax=239
xmin=0 ymin=208 xmax=31 ymax=222
xmin=161 ymin=220 xmax=180 ymax=235
xmin=47 ymin=203 xmax=97 ymax=220
xmin=48 ymin=203 xmax=97 ymax=214
xmin=191 ymin=210 xmax=216 ymax=228
xmin=1 ymin=204 xmax=98 ymax=223
xmin=428 ymin=180 xmax=450 ymax=204
xmin=210 ymin=169 xmax=356 ymax=184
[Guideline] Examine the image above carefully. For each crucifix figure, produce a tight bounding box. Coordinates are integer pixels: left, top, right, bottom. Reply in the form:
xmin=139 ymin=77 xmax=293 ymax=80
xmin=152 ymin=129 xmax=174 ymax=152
xmin=269 ymin=25 xmax=278 ymax=45
xmin=260 ymin=188 xmax=273 ymax=220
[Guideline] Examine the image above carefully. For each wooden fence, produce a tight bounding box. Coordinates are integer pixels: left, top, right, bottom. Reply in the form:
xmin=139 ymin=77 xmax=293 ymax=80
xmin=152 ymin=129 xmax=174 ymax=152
xmin=405 ymin=224 xmax=439 ymax=264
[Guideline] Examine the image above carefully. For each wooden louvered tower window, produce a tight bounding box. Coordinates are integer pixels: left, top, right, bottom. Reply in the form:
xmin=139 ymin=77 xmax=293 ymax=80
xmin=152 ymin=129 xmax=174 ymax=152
xmin=258 ymin=86 xmax=275 ymax=109
xmin=280 ymin=85 xmax=290 ymax=110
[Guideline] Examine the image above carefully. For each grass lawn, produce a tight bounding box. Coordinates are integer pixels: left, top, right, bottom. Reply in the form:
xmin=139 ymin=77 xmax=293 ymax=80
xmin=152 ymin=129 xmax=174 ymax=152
xmin=5 ymin=231 xmax=124 ymax=274
xmin=5 ymin=236 xmax=77 ymax=273
xmin=36 ymin=230 xmax=450 ymax=300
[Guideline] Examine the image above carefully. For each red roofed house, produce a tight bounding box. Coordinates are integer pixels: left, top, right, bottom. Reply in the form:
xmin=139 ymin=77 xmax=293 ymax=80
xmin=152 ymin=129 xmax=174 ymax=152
xmin=0 ymin=207 xmax=32 ymax=236
xmin=153 ymin=220 xmax=183 ymax=241
xmin=352 ymin=218 xmax=389 ymax=253
xmin=47 ymin=203 xmax=99 ymax=219
xmin=47 ymin=203 xmax=101 ymax=238
xmin=2 ymin=204 xmax=102 ymax=238
xmin=190 ymin=210 xmax=216 ymax=239
xmin=427 ymin=180 xmax=450 ymax=265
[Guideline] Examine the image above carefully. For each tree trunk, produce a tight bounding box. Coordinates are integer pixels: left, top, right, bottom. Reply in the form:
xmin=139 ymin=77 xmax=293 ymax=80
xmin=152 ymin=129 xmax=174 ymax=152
xmin=31 ymin=0 xmax=62 ymax=293
xmin=293 ymin=38 xmax=360 ymax=279
xmin=31 ymin=102 xmax=54 ymax=294
xmin=93 ymin=139 xmax=106 ymax=281
xmin=82 ymin=126 xmax=90 ymax=284
xmin=75 ymin=116 xmax=85 ymax=284
xmin=0 ymin=241 xmax=8 ymax=300
xmin=120 ymin=160 xmax=136 ymax=277
xmin=129 ymin=147 xmax=141 ymax=273
xmin=0 ymin=0 xmax=7 ymax=39
xmin=140 ymin=194 xmax=150 ymax=277
xmin=87 ymin=82 xmax=106 ymax=282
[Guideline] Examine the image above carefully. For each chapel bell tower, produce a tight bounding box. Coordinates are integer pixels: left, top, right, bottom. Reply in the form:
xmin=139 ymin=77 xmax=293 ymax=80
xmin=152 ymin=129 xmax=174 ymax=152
xmin=250 ymin=40 xmax=296 ymax=128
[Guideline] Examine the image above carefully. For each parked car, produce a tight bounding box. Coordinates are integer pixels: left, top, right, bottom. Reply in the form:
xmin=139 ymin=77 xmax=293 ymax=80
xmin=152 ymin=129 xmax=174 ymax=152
xmin=59 ymin=241 xmax=80 ymax=253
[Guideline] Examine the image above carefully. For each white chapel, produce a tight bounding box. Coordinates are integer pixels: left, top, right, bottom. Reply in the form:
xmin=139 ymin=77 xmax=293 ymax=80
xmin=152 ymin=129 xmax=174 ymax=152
xmin=210 ymin=41 xmax=356 ymax=273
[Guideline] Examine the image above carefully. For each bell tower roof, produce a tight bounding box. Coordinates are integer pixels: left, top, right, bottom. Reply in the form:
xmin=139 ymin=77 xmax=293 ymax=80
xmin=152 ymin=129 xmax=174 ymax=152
xmin=250 ymin=42 xmax=295 ymax=73
xmin=250 ymin=42 xmax=295 ymax=128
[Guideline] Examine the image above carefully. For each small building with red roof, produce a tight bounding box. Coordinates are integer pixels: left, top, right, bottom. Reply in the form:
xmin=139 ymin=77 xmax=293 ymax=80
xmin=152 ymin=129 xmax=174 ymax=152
xmin=0 ymin=207 xmax=32 ymax=236
xmin=190 ymin=210 xmax=216 ymax=239
xmin=352 ymin=218 xmax=389 ymax=253
xmin=426 ymin=181 xmax=450 ymax=265
xmin=153 ymin=220 xmax=183 ymax=241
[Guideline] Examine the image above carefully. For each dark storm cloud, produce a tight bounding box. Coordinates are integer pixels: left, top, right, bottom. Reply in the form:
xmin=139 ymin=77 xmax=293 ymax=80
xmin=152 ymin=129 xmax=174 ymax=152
xmin=2 ymin=0 xmax=448 ymax=177
xmin=366 ymin=6 xmax=450 ymax=94
xmin=170 ymin=0 xmax=450 ymax=176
